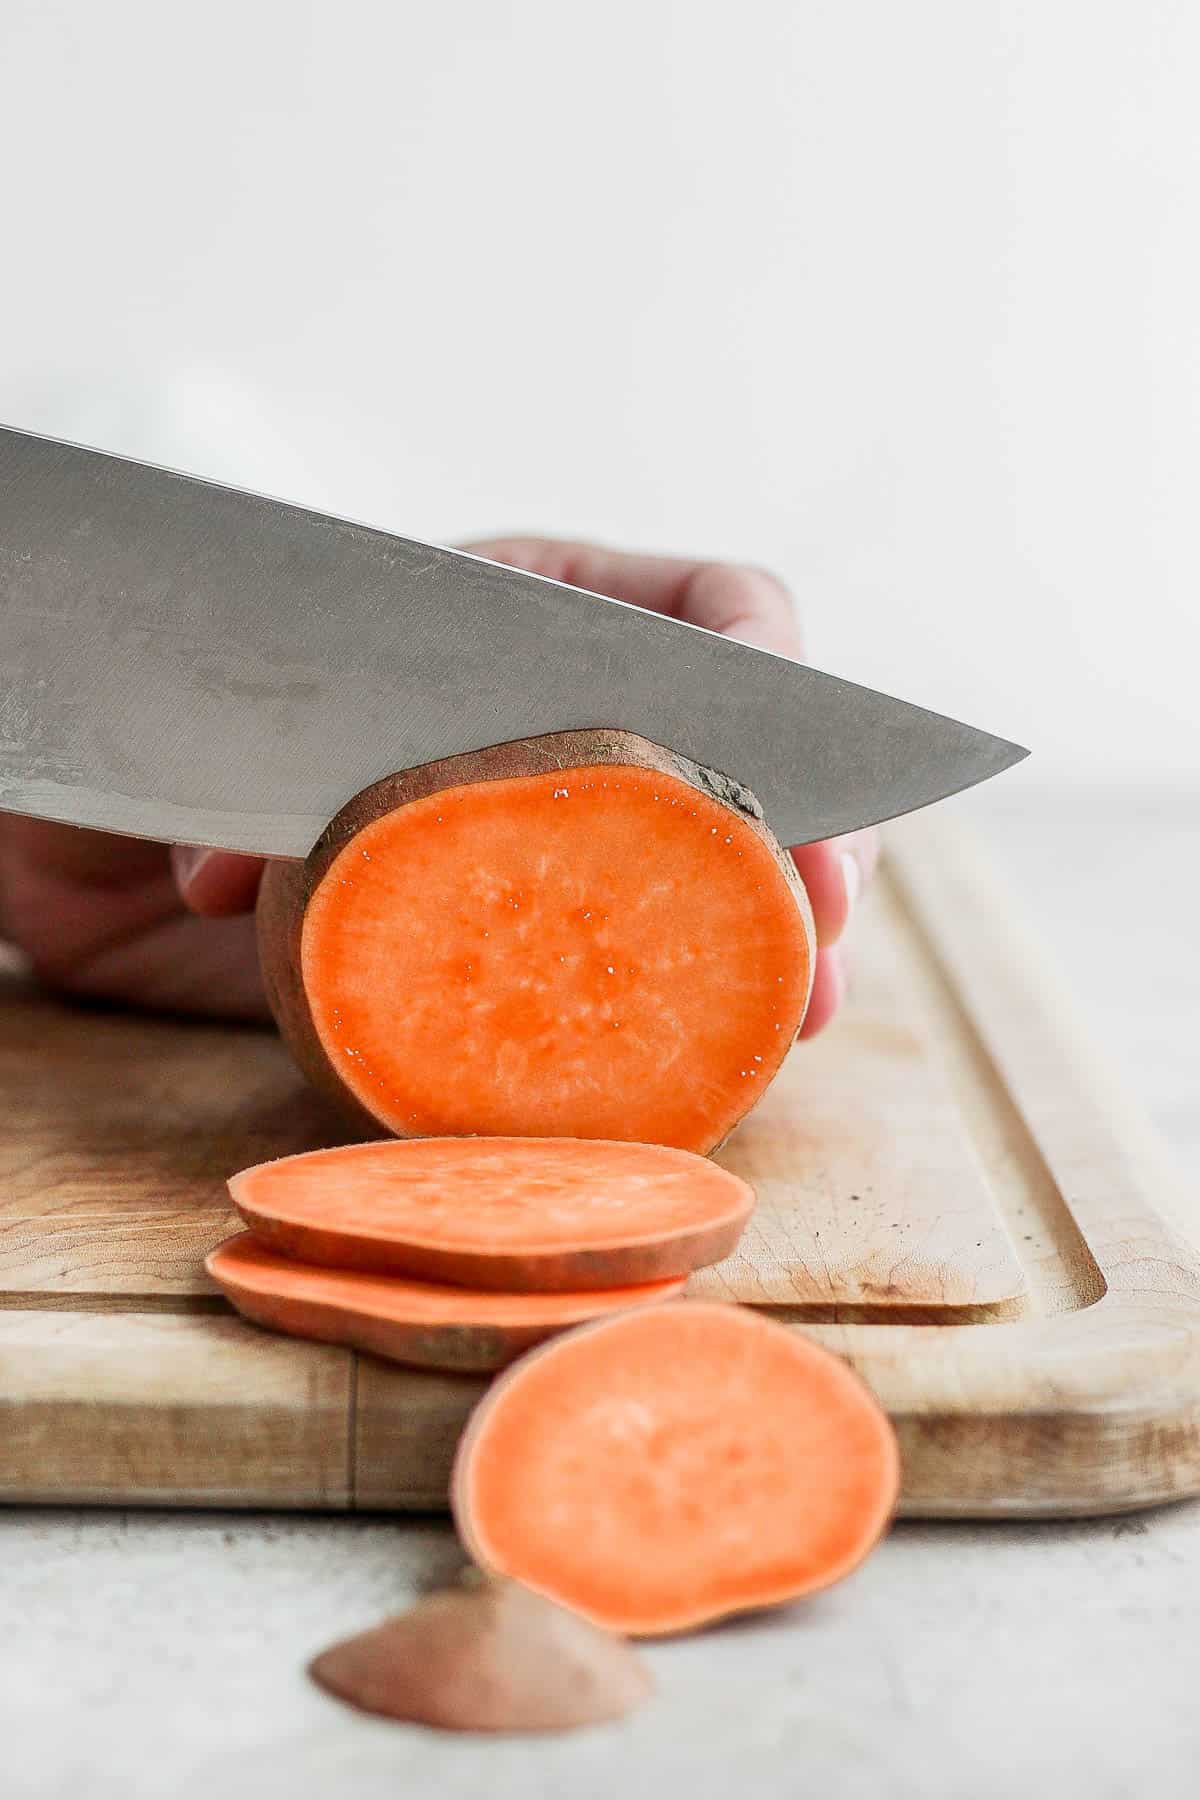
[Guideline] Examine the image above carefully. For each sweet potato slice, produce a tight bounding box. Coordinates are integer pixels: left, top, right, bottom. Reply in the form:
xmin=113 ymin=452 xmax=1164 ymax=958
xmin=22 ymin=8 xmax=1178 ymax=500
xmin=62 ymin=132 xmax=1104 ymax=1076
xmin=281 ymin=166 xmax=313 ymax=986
xmin=257 ymin=730 xmax=814 ymax=1152
xmin=229 ymin=1136 xmax=753 ymax=1290
xmin=206 ymin=1232 xmax=686 ymax=1372
xmin=452 ymin=1302 xmax=900 ymax=1636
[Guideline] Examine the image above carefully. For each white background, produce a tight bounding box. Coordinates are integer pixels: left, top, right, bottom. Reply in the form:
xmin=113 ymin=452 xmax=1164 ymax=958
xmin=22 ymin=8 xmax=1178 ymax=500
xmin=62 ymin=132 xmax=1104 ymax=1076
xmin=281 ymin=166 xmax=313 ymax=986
xmin=2 ymin=0 xmax=1196 ymax=788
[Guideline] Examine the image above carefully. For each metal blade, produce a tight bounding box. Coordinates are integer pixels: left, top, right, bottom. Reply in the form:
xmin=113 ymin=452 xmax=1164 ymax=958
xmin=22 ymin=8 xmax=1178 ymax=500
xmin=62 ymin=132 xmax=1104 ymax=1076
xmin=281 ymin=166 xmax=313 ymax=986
xmin=0 ymin=424 xmax=1027 ymax=856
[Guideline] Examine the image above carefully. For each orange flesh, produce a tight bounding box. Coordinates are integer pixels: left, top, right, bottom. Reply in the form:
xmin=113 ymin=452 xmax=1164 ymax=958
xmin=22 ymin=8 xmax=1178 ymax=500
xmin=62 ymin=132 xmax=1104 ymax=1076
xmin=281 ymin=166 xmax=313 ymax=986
xmin=300 ymin=766 xmax=811 ymax=1150
xmin=453 ymin=1303 xmax=900 ymax=1636
xmin=206 ymin=1233 xmax=685 ymax=1372
xmin=230 ymin=1137 xmax=753 ymax=1289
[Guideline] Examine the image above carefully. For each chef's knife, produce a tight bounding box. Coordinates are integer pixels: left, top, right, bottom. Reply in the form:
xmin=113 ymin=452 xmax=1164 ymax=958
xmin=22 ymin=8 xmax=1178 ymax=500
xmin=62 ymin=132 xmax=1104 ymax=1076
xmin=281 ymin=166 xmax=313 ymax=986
xmin=0 ymin=424 xmax=1027 ymax=858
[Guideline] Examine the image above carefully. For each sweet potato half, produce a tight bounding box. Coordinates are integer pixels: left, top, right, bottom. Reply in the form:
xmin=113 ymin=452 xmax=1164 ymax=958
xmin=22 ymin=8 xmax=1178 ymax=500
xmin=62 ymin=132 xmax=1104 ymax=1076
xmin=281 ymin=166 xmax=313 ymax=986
xmin=257 ymin=731 xmax=815 ymax=1152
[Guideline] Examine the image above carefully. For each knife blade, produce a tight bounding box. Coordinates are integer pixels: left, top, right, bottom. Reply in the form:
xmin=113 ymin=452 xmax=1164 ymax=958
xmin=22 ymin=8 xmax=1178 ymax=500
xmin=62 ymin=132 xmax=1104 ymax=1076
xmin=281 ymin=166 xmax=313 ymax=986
xmin=0 ymin=424 xmax=1026 ymax=858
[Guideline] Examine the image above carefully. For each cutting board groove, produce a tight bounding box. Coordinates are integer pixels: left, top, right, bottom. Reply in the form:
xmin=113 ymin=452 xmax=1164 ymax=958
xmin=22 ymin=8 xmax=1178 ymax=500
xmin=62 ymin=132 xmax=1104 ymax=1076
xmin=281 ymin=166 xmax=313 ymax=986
xmin=1 ymin=816 xmax=1197 ymax=1517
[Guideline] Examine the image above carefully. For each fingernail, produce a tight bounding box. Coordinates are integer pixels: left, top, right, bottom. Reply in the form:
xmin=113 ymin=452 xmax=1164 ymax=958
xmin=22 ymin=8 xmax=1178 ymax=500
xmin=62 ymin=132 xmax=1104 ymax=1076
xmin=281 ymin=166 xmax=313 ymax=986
xmin=171 ymin=845 xmax=215 ymax=894
xmin=840 ymin=851 xmax=861 ymax=917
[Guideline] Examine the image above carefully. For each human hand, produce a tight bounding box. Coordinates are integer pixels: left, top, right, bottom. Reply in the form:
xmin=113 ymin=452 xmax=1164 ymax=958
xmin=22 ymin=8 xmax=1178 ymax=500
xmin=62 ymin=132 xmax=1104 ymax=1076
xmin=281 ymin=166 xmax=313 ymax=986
xmin=0 ymin=814 xmax=265 ymax=1018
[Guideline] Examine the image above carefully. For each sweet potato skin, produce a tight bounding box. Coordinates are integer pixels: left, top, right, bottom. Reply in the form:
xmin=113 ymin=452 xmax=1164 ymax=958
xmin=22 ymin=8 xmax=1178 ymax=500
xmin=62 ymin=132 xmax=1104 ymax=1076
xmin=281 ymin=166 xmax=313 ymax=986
xmin=224 ymin=1272 xmax=537 ymax=1371
xmin=206 ymin=1231 xmax=687 ymax=1372
xmin=233 ymin=1204 xmax=751 ymax=1292
xmin=256 ymin=854 xmax=381 ymax=1140
xmin=309 ymin=1577 xmax=654 ymax=1732
xmin=257 ymin=730 xmax=815 ymax=1146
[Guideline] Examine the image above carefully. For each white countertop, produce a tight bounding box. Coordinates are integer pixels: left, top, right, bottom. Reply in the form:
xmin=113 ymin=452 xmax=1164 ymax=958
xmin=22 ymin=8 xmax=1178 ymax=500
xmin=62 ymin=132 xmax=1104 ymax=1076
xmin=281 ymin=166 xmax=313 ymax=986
xmin=5 ymin=786 xmax=1198 ymax=1800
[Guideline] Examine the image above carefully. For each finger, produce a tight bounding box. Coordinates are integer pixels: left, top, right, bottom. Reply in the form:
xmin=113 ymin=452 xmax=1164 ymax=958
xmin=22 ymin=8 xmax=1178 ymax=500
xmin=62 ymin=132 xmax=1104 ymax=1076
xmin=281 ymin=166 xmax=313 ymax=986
xmin=45 ymin=909 xmax=269 ymax=1021
xmin=791 ymin=828 xmax=880 ymax=948
xmin=171 ymin=848 xmax=266 ymax=917
xmin=464 ymin=538 xmax=805 ymax=658
xmin=797 ymin=945 xmax=846 ymax=1040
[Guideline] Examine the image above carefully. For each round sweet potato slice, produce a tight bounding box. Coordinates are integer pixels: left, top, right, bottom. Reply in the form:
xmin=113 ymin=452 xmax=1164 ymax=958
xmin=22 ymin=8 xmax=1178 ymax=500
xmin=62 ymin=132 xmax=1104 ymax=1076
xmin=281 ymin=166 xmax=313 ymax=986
xmin=452 ymin=1302 xmax=901 ymax=1635
xmin=206 ymin=1231 xmax=685 ymax=1372
xmin=228 ymin=1136 xmax=753 ymax=1290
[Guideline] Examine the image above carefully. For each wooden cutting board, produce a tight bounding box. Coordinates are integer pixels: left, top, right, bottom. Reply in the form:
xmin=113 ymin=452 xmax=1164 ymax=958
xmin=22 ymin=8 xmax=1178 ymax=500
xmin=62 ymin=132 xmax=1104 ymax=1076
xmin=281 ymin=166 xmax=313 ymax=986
xmin=2 ymin=815 xmax=1198 ymax=1517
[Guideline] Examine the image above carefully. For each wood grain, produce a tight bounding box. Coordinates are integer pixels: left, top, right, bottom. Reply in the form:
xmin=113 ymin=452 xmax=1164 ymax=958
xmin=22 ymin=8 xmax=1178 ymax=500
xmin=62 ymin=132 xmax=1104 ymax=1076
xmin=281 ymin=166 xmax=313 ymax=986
xmin=0 ymin=1307 xmax=352 ymax=1506
xmin=0 ymin=1214 xmax=237 ymax=1297
xmin=354 ymin=1356 xmax=486 ymax=1512
xmin=697 ymin=881 xmax=1029 ymax=1308
xmin=0 ymin=978 xmax=346 ymax=1230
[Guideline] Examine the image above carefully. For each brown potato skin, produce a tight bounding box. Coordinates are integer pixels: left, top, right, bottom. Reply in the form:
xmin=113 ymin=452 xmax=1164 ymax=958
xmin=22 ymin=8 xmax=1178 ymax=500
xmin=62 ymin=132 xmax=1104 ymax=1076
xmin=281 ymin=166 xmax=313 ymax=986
xmin=256 ymin=853 xmax=381 ymax=1141
xmin=256 ymin=729 xmax=815 ymax=1145
xmin=205 ymin=1237 xmax=686 ymax=1372
xmin=229 ymin=1200 xmax=752 ymax=1291
xmin=309 ymin=1577 xmax=653 ymax=1732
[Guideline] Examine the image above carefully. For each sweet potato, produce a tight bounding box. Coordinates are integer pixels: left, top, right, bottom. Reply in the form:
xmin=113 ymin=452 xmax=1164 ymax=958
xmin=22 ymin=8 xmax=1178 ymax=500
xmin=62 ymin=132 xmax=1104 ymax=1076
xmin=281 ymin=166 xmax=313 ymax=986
xmin=453 ymin=1302 xmax=900 ymax=1636
xmin=228 ymin=1136 xmax=753 ymax=1289
xmin=206 ymin=1231 xmax=686 ymax=1372
xmin=257 ymin=730 xmax=814 ymax=1152
xmin=310 ymin=1577 xmax=653 ymax=1732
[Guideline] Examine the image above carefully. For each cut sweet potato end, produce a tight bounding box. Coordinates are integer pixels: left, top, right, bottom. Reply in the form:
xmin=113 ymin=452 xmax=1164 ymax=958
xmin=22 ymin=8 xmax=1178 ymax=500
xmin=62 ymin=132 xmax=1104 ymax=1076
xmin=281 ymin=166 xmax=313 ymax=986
xmin=206 ymin=1232 xmax=686 ymax=1373
xmin=452 ymin=1302 xmax=900 ymax=1636
xmin=229 ymin=1136 xmax=754 ymax=1291
xmin=309 ymin=1578 xmax=654 ymax=1732
xmin=291 ymin=751 xmax=812 ymax=1151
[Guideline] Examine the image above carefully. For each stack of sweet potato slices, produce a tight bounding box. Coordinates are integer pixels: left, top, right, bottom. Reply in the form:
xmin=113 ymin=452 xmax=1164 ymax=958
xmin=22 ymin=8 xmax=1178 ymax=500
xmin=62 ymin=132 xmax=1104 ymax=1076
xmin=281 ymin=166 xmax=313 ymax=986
xmin=207 ymin=1134 xmax=754 ymax=1372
